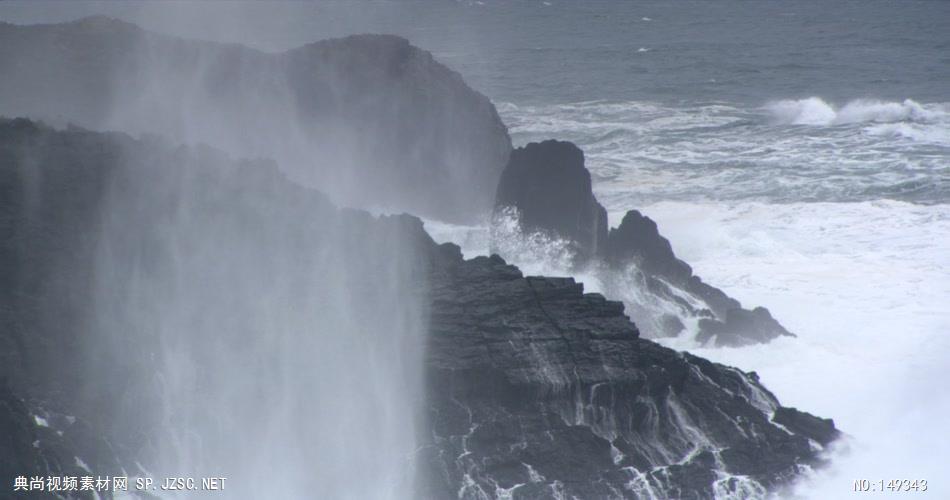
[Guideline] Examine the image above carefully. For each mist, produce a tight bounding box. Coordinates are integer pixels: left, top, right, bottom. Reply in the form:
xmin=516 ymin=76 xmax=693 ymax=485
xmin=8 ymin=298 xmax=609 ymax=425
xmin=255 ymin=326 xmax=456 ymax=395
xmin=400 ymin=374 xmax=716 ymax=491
xmin=94 ymin=145 xmax=434 ymax=498
xmin=0 ymin=121 xmax=435 ymax=498
xmin=0 ymin=4 xmax=462 ymax=499
xmin=0 ymin=11 xmax=510 ymax=222
xmin=0 ymin=13 xmax=505 ymax=496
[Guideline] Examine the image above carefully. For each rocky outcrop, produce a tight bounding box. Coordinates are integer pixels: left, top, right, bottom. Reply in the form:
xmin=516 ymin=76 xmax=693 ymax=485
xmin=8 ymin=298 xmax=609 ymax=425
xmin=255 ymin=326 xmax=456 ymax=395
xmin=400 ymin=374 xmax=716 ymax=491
xmin=0 ymin=383 xmax=47 ymax=498
xmin=494 ymin=140 xmax=609 ymax=263
xmin=0 ymin=119 xmax=836 ymax=498
xmin=420 ymin=251 xmax=837 ymax=498
xmin=0 ymin=17 xmax=511 ymax=222
xmin=607 ymin=210 xmax=792 ymax=346
xmin=492 ymin=140 xmax=792 ymax=346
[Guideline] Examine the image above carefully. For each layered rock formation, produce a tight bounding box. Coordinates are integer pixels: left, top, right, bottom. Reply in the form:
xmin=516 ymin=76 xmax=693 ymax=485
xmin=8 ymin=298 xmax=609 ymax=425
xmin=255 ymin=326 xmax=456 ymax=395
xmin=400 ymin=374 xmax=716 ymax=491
xmin=0 ymin=16 xmax=511 ymax=222
xmin=492 ymin=140 xmax=792 ymax=346
xmin=0 ymin=119 xmax=836 ymax=498
xmin=421 ymin=251 xmax=835 ymax=498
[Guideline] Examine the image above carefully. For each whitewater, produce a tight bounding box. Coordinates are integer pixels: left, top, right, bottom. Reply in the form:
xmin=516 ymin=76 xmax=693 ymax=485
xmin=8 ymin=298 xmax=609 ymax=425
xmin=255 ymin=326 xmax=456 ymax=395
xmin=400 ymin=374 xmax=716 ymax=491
xmin=428 ymin=96 xmax=950 ymax=499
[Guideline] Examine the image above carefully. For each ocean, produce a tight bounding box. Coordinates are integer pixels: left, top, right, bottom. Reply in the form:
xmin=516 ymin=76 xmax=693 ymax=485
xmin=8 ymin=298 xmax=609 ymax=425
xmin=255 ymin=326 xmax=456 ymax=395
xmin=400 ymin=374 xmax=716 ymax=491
xmin=2 ymin=1 xmax=948 ymax=498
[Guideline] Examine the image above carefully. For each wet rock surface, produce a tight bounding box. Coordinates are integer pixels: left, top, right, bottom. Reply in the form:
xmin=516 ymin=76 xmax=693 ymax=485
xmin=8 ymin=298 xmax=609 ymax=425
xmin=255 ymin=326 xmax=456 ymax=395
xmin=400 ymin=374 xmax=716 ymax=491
xmin=419 ymin=252 xmax=837 ymax=498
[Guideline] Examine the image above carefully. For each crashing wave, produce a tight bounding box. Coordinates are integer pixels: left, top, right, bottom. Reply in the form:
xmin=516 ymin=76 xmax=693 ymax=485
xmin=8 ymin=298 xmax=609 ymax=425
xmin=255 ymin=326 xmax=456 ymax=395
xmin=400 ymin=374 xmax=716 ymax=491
xmin=765 ymin=97 xmax=948 ymax=126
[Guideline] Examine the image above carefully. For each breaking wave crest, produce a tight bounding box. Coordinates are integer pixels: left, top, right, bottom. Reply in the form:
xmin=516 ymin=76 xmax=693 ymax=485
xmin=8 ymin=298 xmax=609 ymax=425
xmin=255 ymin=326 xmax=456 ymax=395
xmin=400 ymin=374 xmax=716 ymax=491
xmin=765 ymin=97 xmax=948 ymax=127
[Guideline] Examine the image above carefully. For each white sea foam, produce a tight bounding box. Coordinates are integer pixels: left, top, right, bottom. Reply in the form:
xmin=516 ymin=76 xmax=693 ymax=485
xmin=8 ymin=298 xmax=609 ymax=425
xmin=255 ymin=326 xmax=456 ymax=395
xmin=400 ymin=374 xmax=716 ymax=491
xmin=642 ymin=200 xmax=950 ymax=499
xmin=865 ymin=121 xmax=950 ymax=145
xmin=765 ymin=97 xmax=838 ymax=126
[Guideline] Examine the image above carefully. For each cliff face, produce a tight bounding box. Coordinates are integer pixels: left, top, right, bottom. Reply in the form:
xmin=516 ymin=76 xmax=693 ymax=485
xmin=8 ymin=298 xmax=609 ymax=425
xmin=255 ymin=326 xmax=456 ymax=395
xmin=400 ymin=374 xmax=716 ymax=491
xmin=0 ymin=119 xmax=836 ymax=498
xmin=0 ymin=17 xmax=512 ymax=222
xmin=492 ymin=140 xmax=793 ymax=347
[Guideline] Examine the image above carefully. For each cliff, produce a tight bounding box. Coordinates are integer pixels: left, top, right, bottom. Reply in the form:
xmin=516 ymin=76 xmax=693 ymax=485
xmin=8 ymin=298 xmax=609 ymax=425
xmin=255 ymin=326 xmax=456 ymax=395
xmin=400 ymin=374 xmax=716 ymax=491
xmin=0 ymin=120 xmax=835 ymax=498
xmin=421 ymin=251 xmax=835 ymax=498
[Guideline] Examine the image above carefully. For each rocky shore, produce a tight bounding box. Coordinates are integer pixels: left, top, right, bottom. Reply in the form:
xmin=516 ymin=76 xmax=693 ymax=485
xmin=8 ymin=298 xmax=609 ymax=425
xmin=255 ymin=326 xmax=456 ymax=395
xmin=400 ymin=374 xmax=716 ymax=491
xmin=0 ymin=17 xmax=837 ymax=499
xmin=2 ymin=119 xmax=836 ymax=498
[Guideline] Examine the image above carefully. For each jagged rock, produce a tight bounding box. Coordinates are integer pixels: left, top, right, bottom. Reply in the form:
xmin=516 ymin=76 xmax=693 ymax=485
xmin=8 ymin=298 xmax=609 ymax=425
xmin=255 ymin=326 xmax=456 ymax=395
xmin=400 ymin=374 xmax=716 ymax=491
xmin=0 ymin=17 xmax=511 ymax=222
xmin=606 ymin=209 xmax=693 ymax=281
xmin=420 ymin=252 xmax=838 ymax=498
xmin=493 ymin=140 xmax=609 ymax=262
xmin=609 ymin=210 xmax=793 ymax=346
xmin=491 ymin=139 xmax=793 ymax=346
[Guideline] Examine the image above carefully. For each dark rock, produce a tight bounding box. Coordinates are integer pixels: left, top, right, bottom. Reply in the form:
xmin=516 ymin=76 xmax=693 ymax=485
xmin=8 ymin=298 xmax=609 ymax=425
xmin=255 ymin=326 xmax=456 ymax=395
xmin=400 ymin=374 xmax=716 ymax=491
xmin=0 ymin=381 xmax=107 ymax=500
xmin=0 ymin=382 xmax=46 ymax=498
xmin=606 ymin=209 xmax=693 ymax=280
xmin=609 ymin=210 xmax=793 ymax=346
xmin=698 ymin=307 xmax=793 ymax=347
xmin=493 ymin=140 xmax=609 ymax=262
xmin=659 ymin=314 xmax=687 ymax=337
xmin=0 ymin=17 xmax=511 ymax=222
xmin=773 ymin=407 xmax=841 ymax=447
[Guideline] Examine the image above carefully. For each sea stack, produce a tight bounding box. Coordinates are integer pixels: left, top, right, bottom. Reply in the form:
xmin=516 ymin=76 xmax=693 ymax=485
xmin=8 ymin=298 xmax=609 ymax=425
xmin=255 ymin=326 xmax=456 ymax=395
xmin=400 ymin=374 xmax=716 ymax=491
xmin=493 ymin=140 xmax=609 ymax=263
